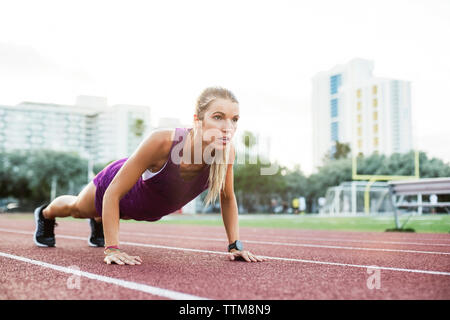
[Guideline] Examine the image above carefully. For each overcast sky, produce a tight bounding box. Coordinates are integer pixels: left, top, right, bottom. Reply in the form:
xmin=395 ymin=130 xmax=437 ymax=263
xmin=0 ymin=0 xmax=449 ymax=175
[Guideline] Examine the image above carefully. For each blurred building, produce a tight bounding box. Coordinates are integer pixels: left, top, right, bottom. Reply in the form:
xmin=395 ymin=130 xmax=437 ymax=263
xmin=156 ymin=117 xmax=186 ymax=129
xmin=0 ymin=95 xmax=152 ymax=164
xmin=311 ymin=58 xmax=413 ymax=169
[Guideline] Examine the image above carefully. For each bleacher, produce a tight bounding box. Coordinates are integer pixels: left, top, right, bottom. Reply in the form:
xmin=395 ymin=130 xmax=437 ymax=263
xmin=387 ymin=177 xmax=450 ymax=229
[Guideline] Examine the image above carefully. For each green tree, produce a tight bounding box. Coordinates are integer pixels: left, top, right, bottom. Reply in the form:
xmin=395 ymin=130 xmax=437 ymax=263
xmin=131 ymin=118 xmax=145 ymax=137
xmin=306 ymin=158 xmax=352 ymax=200
xmin=242 ymin=130 xmax=257 ymax=149
xmin=306 ymin=150 xmax=450 ymax=213
xmin=355 ymin=151 xmax=450 ymax=177
xmin=322 ymin=141 xmax=351 ymax=162
xmin=234 ymin=158 xmax=286 ymax=212
xmin=282 ymin=164 xmax=308 ymax=201
xmin=1 ymin=149 xmax=90 ymax=207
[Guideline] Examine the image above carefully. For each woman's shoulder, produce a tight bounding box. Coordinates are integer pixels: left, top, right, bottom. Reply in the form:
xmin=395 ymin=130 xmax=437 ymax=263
xmin=147 ymin=128 xmax=176 ymax=155
xmin=132 ymin=128 xmax=175 ymax=173
xmin=152 ymin=127 xmax=191 ymax=146
xmin=150 ymin=127 xmax=175 ymax=142
xmin=147 ymin=127 xmax=189 ymax=161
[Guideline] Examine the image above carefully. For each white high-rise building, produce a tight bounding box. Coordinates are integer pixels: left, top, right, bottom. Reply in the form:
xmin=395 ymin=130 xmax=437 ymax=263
xmin=311 ymin=58 xmax=413 ymax=170
xmin=0 ymin=95 xmax=152 ymax=165
xmin=156 ymin=117 xmax=185 ymax=129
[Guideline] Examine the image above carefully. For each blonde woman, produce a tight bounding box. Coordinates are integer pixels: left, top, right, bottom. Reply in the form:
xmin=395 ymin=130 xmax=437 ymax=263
xmin=33 ymin=87 xmax=265 ymax=265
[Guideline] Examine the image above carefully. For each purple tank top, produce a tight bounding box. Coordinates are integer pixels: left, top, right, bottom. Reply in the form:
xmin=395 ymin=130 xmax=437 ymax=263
xmin=92 ymin=127 xmax=211 ymax=221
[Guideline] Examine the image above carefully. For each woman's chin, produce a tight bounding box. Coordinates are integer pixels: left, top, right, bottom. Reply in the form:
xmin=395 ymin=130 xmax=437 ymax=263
xmin=212 ymin=141 xmax=229 ymax=150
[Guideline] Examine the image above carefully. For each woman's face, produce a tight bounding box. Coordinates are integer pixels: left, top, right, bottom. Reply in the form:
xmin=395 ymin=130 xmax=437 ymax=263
xmin=198 ymin=98 xmax=239 ymax=151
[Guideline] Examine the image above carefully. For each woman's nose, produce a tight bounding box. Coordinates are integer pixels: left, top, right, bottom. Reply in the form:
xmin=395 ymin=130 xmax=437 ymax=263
xmin=223 ymin=119 xmax=235 ymax=130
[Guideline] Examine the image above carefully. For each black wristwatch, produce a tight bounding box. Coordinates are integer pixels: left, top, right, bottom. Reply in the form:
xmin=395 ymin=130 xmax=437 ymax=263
xmin=228 ymin=240 xmax=243 ymax=252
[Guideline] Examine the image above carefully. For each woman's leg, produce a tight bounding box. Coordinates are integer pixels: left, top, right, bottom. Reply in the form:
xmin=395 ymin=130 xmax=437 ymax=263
xmin=35 ymin=181 xmax=103 ymax=247
xmin=42 ymin=181 xmax=99 ymax=220
xmin=42 ymin=195 xmax=77 ymax=218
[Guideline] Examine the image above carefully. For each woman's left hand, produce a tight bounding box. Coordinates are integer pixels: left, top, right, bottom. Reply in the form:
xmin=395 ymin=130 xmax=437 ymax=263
xmin=228 ymin=249 xmax=266 ymax=262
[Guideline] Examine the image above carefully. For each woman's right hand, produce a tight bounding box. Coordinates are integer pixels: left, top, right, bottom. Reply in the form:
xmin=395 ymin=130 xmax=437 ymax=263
xmin=103 ymin=248 xmax=142 ymax=265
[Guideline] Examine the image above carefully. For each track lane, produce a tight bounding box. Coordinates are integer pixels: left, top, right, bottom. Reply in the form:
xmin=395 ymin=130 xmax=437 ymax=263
xmin=1 ymin=225 xmax=449 ymax=299
xmin=2 ymin=217 xmax=450 ymax=250
xmin=0 ymin=254 xmax=173 ymax=300
xmin=3 ymin=225 xmax=450 ymax=273
xmin=3 ymin=214 xmax=450 ymax=243
xmin=1 ymin=218 xmax=450 ymax=274
xmin=3 ymin=217 xmax=450 ymax=272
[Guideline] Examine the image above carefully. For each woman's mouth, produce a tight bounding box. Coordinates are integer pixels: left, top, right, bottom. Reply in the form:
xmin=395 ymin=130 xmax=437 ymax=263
xmin=220 ymin=137 xmax=230 ymax=144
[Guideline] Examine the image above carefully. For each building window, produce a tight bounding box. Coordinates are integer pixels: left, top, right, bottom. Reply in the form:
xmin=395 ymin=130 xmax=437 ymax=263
xmin=374 ymin=137 xmax=379 ymax=147
xmin=373 ymin=124 xmax=378 ymax=134
xmin=330 ymin=74 xmax=342 ymax=95
xmin=331 ymin=122 xmax=338 ymax=141
xmin=357 ymin=114 xmax=362 ymax=123
xmin=373 ymin=98 xmax=378 ymax=107
xmin=356 ymin=89 xmax=362 ymax=98
xmin=373 ymin=111 xmax=378 ymax=121
xmin=358 ymin=139 xmax=363 ymax=149
xmin=357 ymin=102 xmax=362 ymax=111
xmin=357 ymin=127 xmax=362 ymax=136
xmin=330 ymin=99 xmax=338 ymax=117
xmin=373 ymin=85 xmax=378 ymax=95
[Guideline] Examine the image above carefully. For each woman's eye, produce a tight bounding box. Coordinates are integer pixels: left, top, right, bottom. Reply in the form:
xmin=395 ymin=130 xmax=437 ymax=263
xmin=213 ymin=115 xmax=238 ymax=122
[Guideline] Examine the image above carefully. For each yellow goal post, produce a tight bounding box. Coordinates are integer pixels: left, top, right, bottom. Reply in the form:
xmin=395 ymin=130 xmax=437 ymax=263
xmin=352 ymin=150 xmax=420 ymax=214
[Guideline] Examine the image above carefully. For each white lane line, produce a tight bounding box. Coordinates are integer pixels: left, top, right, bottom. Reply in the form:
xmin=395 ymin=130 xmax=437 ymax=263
xmin=144 ymin=229 xmax=450 ymax=246
xmin=0 ymin=251 xmax=208 ymax=300
xmin=1 ymin=228 xmax=450 ymax=276
xmin=253 ymin=235 xmax=450 ymax=247
xmin=238 ymin=226 xmax=450 ymax=242
xmin=119 ymin=231 xmax=450 ymax=255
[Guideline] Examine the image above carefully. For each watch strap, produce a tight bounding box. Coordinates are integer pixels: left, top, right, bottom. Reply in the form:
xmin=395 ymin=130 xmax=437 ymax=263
xmin=228 ymin=240 xmax=243 ymax=252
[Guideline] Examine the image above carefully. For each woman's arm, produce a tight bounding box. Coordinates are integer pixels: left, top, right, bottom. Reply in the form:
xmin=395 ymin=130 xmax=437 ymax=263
xmin=220 ymin=189 xmax=240 ymax=245
xmin=102 ymin=193 xmax=120 ymax=248
xmin=220 ymin=145 xmax=265 ymax=263
xmin=102 ymin=193 xmax=141 ymax=265
xmin=102 ymin=129 xmax=173 ymax=265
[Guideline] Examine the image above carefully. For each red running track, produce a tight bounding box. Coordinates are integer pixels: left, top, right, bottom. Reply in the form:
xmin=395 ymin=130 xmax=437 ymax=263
xmin=0 ymin=214 xmax=449 ymax=300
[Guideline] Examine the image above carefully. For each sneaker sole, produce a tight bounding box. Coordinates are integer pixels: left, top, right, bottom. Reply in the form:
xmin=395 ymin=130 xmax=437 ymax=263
xmin=88 ymin=239 xmax=104 ymax=247
xmin=33 ymin=205 xmax=54 ymax=247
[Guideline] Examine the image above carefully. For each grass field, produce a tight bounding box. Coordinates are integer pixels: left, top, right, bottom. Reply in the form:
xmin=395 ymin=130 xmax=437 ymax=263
xmin=3 ymin=212 xmax=450 ymax=233
xmin=155 ymin=213 xmax=450 ymax=233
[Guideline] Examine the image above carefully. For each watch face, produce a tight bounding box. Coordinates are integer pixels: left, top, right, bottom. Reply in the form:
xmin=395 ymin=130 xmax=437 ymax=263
xmin=235 ymin=240 xmax=243 ymax=251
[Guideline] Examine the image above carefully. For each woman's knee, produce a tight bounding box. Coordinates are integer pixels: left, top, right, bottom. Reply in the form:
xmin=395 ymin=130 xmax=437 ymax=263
xmin=69 ymin=206 xmax=84 ymax=218
xmin=71 ymin=204 xmax=98 ymax=219
xmin=73 ymin=182 xmax=98 ymax=219
xmin=43 ymin=195 xmax=77 ymax=219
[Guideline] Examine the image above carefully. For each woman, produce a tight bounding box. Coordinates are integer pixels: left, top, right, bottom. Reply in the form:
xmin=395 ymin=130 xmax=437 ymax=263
xmin=33 ymin=87 xmax=265 ymax=265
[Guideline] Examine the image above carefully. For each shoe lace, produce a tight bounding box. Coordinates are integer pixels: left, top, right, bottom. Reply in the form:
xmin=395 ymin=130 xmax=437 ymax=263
xmin=41 ymin=219 xmax=57 ymax=237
